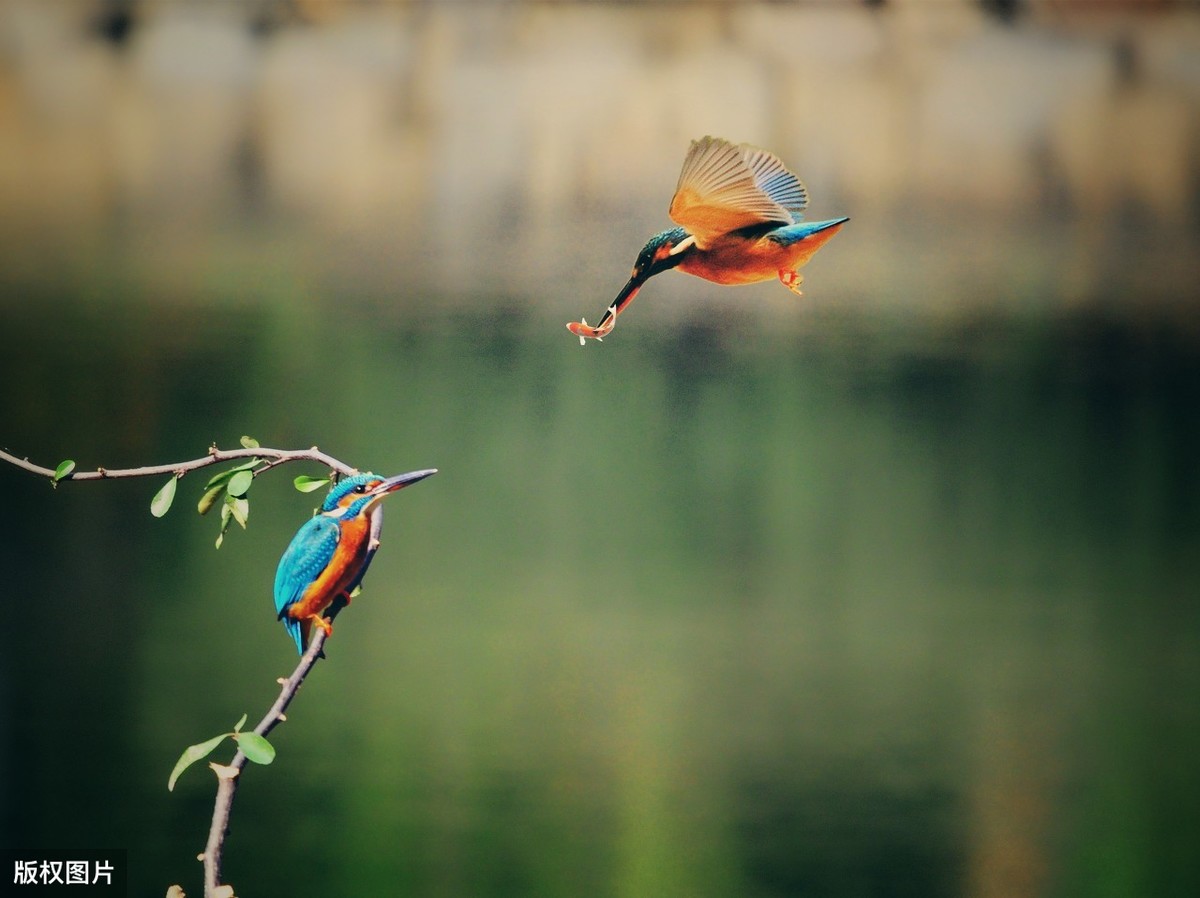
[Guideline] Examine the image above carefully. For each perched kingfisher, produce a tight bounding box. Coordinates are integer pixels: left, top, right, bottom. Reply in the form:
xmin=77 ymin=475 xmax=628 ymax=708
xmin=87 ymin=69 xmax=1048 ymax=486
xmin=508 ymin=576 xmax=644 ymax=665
xmin=567 ymin=136 xmax=848 ymax=344
xmin=273 ymin=468 xmax=436 ymax=655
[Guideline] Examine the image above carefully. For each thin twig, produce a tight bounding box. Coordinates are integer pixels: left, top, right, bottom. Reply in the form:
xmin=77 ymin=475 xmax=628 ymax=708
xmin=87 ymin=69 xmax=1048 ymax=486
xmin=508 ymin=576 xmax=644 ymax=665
xmin=203 ymin=619 xmax=333 ymax=897
xmin=0 ymin=445 xmax=358 ymax=482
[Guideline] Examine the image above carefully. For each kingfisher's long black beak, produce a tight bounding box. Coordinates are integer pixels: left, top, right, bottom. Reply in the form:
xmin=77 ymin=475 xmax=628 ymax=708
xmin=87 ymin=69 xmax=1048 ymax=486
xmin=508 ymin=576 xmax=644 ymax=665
xmin=599 ymin=272 xmax=649 ymax=329
xmin=372 ymin=468 xmax=438 ymax=497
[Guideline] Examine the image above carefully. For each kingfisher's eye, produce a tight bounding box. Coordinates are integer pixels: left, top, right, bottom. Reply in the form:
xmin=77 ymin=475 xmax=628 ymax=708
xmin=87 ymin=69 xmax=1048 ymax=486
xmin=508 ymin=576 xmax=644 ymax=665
xmin=354 ymin=484 xmax=367 ymax=494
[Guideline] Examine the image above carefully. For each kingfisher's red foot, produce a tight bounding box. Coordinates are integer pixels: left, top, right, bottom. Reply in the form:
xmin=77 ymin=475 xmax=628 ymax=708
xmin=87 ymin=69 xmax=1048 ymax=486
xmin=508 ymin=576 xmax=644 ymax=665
xmin=309 ymin=614 xmax=333 ymax=638
xmin=779 ymin=270 xmax=804 ymax=296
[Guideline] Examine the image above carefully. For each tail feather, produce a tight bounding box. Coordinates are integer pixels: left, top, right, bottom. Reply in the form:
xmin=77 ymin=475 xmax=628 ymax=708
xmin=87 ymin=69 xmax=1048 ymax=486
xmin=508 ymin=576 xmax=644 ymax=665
xmin=283 ymin=615 xmax=304 ymax=655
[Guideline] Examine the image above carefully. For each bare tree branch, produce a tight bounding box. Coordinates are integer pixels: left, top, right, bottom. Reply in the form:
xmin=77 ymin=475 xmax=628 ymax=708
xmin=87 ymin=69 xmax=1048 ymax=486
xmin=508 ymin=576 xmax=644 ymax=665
xmin=202 ymin=618 xmax=335 ymax=897
xmin=0 ymin=444 xmax=359 ymax=482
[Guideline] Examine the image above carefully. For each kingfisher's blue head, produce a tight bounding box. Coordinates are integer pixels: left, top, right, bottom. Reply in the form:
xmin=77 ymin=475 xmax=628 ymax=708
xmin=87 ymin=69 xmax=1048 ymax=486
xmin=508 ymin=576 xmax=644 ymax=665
xmin=631 ymin=227 xmax=693 ymax=282
xmin=322 ymin=469 xmax=438 ymax=519
xmin=595 ymin=226 xmax=696 ymax=322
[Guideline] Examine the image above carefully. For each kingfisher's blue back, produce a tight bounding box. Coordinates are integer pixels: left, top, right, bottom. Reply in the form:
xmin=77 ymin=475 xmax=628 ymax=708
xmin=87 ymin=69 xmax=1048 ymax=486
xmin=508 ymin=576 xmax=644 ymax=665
xmin=274 ymin=514 xmax=343 ymax=653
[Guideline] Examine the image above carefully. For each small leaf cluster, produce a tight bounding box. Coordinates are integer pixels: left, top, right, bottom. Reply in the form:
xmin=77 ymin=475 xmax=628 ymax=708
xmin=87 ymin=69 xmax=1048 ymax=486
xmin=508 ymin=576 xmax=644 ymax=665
xmin=146 ymin=436 xmax=334 ymax=548
xmin=194 ymin=436 xmax=262 ymax=547
xmin=167 ymin=713 xmax=276 ymax=792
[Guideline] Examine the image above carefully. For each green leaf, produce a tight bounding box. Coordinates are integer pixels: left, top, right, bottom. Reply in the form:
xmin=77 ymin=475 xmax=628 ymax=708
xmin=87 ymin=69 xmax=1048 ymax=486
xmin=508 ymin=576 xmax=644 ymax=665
xmin=168 ymin=732 xmax=230 ymax=791
xmin=151 ymin=475 xmax=178 ymax=518
xmin=201 ymin=459 xmax=259 ymax=491
xmin=294 ymin=475 xmax=330 ymax=493
xmin=197 ymin=483 xmax=224 ymax=516
xmin=202 ymin=469 xmax=234 ymax=492
xmin=215 ymin=502 xmax=232 ymax=548
xmin=233 ymin=713 xmax=248 ymax=733
xmin=239 ymin=435 xmax=260 ymax=449
xmin=226 ymin=470 xmax=254 ymax=497
xmin=225 ymin=495 xmax=250 ymax=529
xmin=235 ymin=731 xmax=276 ymax=765
xmin=53 ymin=459 xmax=75 ymax=483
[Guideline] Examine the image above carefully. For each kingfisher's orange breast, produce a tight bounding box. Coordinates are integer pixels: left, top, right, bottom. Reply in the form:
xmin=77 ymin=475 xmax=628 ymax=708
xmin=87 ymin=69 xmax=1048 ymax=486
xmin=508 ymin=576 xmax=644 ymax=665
xmin=678 ymin=250 xmax=775 ymax=285
xmin=287 ymin=514 xmax=373 ymax=622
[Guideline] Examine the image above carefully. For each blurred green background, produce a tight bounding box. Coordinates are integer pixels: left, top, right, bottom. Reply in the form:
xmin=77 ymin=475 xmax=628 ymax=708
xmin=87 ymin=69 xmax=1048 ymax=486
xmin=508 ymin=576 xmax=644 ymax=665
xmin=1 ymin=1 xmax=1198 ymax=896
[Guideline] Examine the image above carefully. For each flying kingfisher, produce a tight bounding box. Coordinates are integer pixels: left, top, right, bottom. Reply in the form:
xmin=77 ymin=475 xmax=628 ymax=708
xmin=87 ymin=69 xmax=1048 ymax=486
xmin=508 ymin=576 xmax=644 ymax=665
xmin=567 ymin=136 xmax=847 ymax=344
xmin=273 ymin=468 xmax=436 ymax=655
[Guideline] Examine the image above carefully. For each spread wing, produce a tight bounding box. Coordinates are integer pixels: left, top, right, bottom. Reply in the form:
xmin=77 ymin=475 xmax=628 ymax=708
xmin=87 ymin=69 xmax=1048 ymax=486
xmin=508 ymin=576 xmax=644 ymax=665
xmin=273 ymin=514 xmax=341 ymax=653
xmin=741 ymin=144 xmax=808 ymax=219
xmin=668 ymin=136 xmax=807 ymax=248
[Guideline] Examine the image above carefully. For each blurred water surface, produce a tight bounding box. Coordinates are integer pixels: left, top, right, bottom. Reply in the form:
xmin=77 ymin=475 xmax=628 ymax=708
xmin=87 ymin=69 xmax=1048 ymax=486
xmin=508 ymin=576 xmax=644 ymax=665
xmin=1 ymin=2 xmax=1199 ymax=897
xmin=2 ymin=297 xmax=1198 ymax=897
